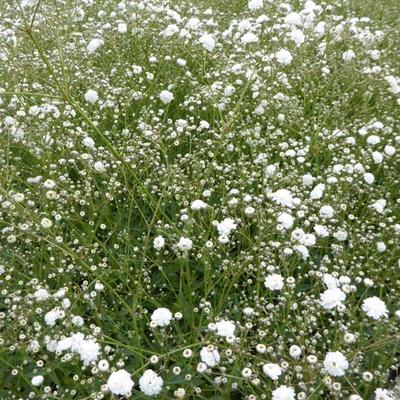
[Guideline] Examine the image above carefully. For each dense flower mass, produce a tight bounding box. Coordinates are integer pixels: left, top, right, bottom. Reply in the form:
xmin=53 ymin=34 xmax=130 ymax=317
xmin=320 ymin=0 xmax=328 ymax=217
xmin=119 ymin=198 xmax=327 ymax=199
xmin=0 ymin=0 xmax=399 ymax=398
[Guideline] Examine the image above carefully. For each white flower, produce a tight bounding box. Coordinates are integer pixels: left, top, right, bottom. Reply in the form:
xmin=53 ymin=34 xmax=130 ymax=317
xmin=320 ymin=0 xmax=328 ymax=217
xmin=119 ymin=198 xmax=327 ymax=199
xmin=31 ymin=375 xmax=44 ymax=386
xmin=200 ymin=346 xmax=220 ymax=367
xmin=56 ymin=333 xmax=99 ymax=365
xmin=363 ymin=172 xmax=375 ymax=184
xmin=302 ymin=233 xmax=316 ymax=247
xmin=93 ymin=161 xmax=105 ymax=172
xmin=319 ymin=205 xmax=334 ymax=219
xmin=343 ymin=50 xmax=355 ymax=62
xmin=44 ymin=309 xmax=60 ymax=326
xmin=41 ymin=218 xmax=53 ymax=228
xmin=117 ymin=23 xmax=127 ymax=34
xmin=270 ymin=189 xmax=294 ymax=207
xmin=370 ymin=199 xmax=386 ymax=214
xmin=375 ymin=388 xmax=395 ymax=400
xmin=248 ymin=0 xmax=263 ymax=10
xmin=82 ymin=136 xmax=95 ymax=149
xmin=320 ymin=288 xmax=346 ymax=310
xmin=294 ymin=244 xmax=309 ymax=259
xmin=34 ymin=288 xmax=50 ymax=301
xmin=290 ymin=29 xmax=305 ymax=46
xmin=241 ymin=32 xmax=259 ymax=44
xmin=277 ymin=212 xmax=294 ymax=229
xmin=177 ymin=237 xmax=193 ymax=251
xmin=314 ymin=224 xmax=329 ymax=237
xmin=153 ymin=235 xmax=165 ymax=250
xmin=215 ymin=320 xmax=235 ymax=337
xmin=245 ymin=206 xmax=255 ymax=216
xmin=289 ymin=345 xmax=302 ymax=359
xmin=361 ymin=296 xmax=388 ymax=320
xmin=159 ymin=90 xmax=174 ymax=104
xmin=377 ymin=242 xmax=386 ymax=252
xmin=98 ymin=359 xmax=109 ymax=372
xmin=191 ymin=199 xmax=207 ymax=211
xmin=139 ymin=369 xmax=164 ymax=396
xmin=310 ymin=183 xmax=325 ymax=200
xmin=72 ymin=315 xmax=84 ymax=327
xmin=333 ymin=230 xmax=347 ymax=241
xmin=275 ymin=49 xmax=293 ymax=65
xmin=161 ymin=24 xmax=179 ymax=37
xmin=107 ymin=369 xmax=134 ymax=397
xmin=78 ymin=339 xmax=100 ymax=365
xmin=385 ymin=145 xmax=396 ymax=156
xmin=87 ymin=38 xmax=103 ymax=54
xmin=217 ymin=218 xmax=237 ymax=236
xmin=84 ymin=89 xmax=99 ymax=104
xmin=264 ymin=274 xmax=284 ymax=291
xmin=284 ymin=12 xmax=301 ymax=26
xmin=323 ymin=274 xmax=340 ymax=289
xmin=199 ymin=33 xmax=216 ymax=51
xmin=385 ymin=75 xmax=400 ymax=94
xmin=323 ymin=351 xmax=349 ymax=377
xmin=272 ymin=385 xmax=296 ymax=400
xmin=262 ymin=363 xmax=282 ymax=380
xmin=151 ymin=307 xmax=172 ymax=327
xmin=243 ymin=307 xmax=254 ymax=316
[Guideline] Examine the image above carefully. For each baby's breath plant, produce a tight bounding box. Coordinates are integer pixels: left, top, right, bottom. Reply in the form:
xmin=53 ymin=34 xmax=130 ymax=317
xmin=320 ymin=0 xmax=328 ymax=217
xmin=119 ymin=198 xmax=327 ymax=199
xmin=0 ymin=0 xmax=399 ymax=399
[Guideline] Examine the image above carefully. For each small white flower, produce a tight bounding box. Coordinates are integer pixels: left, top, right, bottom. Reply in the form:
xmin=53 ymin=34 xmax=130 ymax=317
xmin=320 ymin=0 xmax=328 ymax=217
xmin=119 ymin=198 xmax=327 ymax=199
xmin=277 ymin=212 xmax=294 ymax=229
xmin=241 ymin=32 xmax=259 ymax=44
xmin=262 ymin=363 xmax=282 ymax=380
xmin=248 ymin=0 xmax=263 ymax=10
xmin=241 ymin=367 xmax=252 ymax=378
xmin=375 ymin=388 xmax=395 ymax=400
xmin=217 ymin=218 xmax=237 ymax=236
xmin=159 ymin=90 xmax=174 ymax=104
xmin=139 ymin=369 xmax=164 ymax=396
xmin=200 ymin=346 xmax=220 ymax=367
xmin=191 ymin=199 xmax=207 ymax=210
xmin=199 ymin=33 xmax=216 ymax=51
xmin=98 ymin=359 xmax=109 ymax=372
xmin=107 ymin=369 xmax=134 ymax=397
xmin=264 ymin=274 xmax=284 ymax=291
xmin=289 ymin=345 xmax=302 ymax=359
xmin=290 ymin=29 xmax=305 ymax=46
xmin=93 ymin=161 xmax=106 ymax=172
xmin=34 ymin=288 xmax=50 ymax=301
xmin=151 ymin=307 xmax=173 ymax=327
xmin=117 ymin=23 xmax=128 ymax=34
xmin=270 ymin=189 xmax=294 ymax=207
xmin=215 ymin=320 xmax=235 ymax=337
xmin=153 ymin=235 xmax=165 ymax=251
xmin=87 ymin=38 xmax=103 ymax=54
xmin=177 ymin=237 xmax=193 ymax=251
xmin=343 ymin=50 xmax=355 ymax=62
xmin=41 ymin=218 xmax=53 ymax=228
xmin=363 ymin=172 xmax=375 ymax=184
xmin=320 ymin=288 xmax=346 ymax=310
xmin=275 ymin=49 xmax=293 ymax=65
xmin=84 ymin=89 xmax=99 ymax=104
xmin=272 ymin=385 xmax=296 ymax=400
xmin=31 ymin=375 xmax=44 ymax=386
xmin=72 ymin=315 xmax=84 ymax=327
xmin=78 ymin=339 xmax=100 ymax=365
xmin=82 ymin=136 xmax=95 ymax=149
xmin=323 ymin=351 xmax=349 ymax=377
xmin=44 ymin=309 xmax=60 ymax=326
xmin=361 ymin=296 xmax=388 ymax=320
xmin=319 ymin=205 xmax=334 ymax=219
